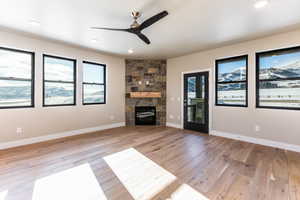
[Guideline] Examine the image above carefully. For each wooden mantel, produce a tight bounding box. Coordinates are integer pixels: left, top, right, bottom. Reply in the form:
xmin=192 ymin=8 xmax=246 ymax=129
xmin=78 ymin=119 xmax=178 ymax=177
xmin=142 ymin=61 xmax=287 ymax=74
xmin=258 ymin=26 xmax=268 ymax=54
xmin=128 ymin=92 xmax=161 ymax=98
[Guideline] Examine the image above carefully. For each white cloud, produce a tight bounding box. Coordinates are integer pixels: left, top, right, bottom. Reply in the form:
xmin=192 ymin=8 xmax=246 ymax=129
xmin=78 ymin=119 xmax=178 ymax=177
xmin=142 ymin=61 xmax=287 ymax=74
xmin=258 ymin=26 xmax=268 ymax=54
xmin=0 ymin=80 xmax=30 ymax=87
xmin=0 ymin=51 xmax=32 ymax=79
xmin=44 ymin=63 xmax=74 ymax=81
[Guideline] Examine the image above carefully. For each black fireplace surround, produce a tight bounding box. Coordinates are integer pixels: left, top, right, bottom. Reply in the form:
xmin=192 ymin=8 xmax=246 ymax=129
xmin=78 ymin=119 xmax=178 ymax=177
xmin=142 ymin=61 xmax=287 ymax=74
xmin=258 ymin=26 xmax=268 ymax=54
xmin=135 ymin=106 xmax=156 ymax=125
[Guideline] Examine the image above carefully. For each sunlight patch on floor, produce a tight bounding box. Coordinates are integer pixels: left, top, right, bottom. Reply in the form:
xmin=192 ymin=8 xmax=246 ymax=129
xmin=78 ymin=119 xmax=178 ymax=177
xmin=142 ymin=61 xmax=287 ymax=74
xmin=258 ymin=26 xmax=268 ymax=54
xmin=104 ymin=148 xmax=177 ymax=200
xmin=32 ymin=164 xmax=107 ymax=200
xmin=0 ymin=191 xmax=7 ymax=200
xmin=169 ymin=184 xmax=209 ymax=200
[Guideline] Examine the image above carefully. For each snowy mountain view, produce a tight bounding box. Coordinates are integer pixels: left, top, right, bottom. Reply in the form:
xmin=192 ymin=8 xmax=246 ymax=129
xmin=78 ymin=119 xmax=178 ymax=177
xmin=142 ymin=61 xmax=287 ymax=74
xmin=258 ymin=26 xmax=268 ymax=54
xmin=0 ymin=52 xmax=105 ymax=107
xmin=217 ymin=59 xmax=247 ymax=105
xmin=217 ymin=52 xmax=300 ymax=107
xmin=259 ymin=61 xmax=300 ymax=80
xmin=0 ymin=83 xmax=105 ymax=106
xmin=0 ymin=84 xmax=32 ymax=107
xmin=83 ymin=84 xmax=105 ymax=104
xmin=258 ymin=59 xmax=300 ymax=107
xmin=218 ymin=67 xmax=246 ymax=82
xmin=0 ymin=49 xmax=33 ymax=107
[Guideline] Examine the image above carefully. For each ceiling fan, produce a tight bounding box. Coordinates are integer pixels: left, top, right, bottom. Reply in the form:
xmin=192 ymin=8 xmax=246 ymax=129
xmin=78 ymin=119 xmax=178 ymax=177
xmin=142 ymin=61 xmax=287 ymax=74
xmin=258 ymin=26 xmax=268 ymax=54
xmin=91 ymin=11 xmax=169 ymax=45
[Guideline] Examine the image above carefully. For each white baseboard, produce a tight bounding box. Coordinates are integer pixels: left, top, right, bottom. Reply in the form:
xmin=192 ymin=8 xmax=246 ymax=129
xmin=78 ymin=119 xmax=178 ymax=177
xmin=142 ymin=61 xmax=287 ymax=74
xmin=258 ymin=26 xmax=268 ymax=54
xmin=166 ymin=122 xmax=183 ymax=129
xmin=211 ymin=130 xmax=300 ymax=153
xmin=0 ymin=122 xmax=125 ymax=150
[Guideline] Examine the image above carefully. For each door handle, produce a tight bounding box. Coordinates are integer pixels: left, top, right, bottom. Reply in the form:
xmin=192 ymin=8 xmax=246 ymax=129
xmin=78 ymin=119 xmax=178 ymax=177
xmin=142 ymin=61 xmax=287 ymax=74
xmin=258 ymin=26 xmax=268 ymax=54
xmin=184 ymin=99 xmax=187 ymax=107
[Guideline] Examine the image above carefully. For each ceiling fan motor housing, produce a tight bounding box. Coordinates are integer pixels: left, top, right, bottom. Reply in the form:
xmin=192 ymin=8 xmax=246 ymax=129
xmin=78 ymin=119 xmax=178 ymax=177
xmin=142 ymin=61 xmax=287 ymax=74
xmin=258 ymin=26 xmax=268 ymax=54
xmin=131 ymin=11 xmax=141 ymax=19
xmin=131 ymin=11 xmax=141 ymax=28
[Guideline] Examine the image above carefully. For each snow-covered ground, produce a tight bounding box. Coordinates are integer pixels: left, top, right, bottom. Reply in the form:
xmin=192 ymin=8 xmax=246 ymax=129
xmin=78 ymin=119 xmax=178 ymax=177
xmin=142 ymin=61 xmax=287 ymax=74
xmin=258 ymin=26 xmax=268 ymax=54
xmin=0 ymin=94 xmax=104 ymax=107
xmin=218 ymin=88 xmax=300 ymax=107
xmin=0 ymin=99 xmax=31 ymax=107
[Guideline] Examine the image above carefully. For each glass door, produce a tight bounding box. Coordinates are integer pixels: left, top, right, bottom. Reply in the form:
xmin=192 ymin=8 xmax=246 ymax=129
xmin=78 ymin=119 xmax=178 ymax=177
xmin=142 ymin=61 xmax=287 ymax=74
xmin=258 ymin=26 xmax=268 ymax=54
xmin=184 ymin=72 xmax=209 ymax=133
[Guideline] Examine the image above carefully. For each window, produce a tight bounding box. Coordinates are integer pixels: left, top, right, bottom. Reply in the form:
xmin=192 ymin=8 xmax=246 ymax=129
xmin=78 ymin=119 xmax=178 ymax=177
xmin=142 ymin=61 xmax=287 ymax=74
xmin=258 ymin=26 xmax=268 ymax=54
xmin=83 ymin=61 xmax=106 ymax=105
xmin=0 ymin=47 xmax=34 ymax=108
xmin=215 ymin=55 xmax=248 ymax=107
xmin=256 ymin=46 xmax=300 ymax=110
xmin=43 ymin=55 xmax=76 ymax=106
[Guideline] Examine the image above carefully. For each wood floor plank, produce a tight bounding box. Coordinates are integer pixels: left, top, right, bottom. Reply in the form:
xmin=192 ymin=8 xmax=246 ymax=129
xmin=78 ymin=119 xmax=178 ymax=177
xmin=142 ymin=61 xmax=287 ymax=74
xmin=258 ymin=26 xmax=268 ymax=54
xmin=222 ymin=175 xmax=251 ymax=200
xmin=287 ymin=151 xmax=300 ymax=200
xmin=205 ymin=166 xmax=238 ymax=200
xmin=0 ymin=126 xmax=299 ymax=200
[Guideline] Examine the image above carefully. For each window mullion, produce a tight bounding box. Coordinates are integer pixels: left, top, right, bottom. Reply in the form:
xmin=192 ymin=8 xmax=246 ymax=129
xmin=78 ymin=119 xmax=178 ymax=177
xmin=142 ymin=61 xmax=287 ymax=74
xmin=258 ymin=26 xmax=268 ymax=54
xmin=83 ymin=82 xmax=103 ymax=85
xmin=0 ymin=77 xmax=31 ymax=81
xmin=217 ymin=80 xmax=247 ymax=85
xmin=44 ymin=80 xmax=74 ymax=84
xmin=259 ymin=77 xmax=300 ymax=82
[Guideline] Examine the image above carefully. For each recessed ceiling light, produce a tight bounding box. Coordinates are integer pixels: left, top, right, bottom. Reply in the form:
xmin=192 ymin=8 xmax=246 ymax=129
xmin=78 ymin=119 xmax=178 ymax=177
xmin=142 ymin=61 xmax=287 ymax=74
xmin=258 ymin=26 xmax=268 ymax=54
xmin=254 ymin=0 xmax=269 ymax=9
xmin=29 ymin=20 xmax=40 ymax=26
xmin=91 ymin=39 xmax=98 ymax=43
xmin=128 ymin=49 xmax=134 ymax=54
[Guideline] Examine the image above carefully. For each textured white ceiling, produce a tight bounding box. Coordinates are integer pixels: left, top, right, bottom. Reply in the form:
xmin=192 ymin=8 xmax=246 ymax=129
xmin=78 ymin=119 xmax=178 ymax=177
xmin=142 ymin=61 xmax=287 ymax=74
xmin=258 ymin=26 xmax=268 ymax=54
xmin=0 ymin=0 xmax=300 ymax=58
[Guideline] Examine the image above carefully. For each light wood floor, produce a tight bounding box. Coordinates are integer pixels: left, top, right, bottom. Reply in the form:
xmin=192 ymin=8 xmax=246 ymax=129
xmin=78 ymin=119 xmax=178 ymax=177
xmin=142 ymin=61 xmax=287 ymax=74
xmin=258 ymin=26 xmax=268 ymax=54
xmin=0 ymin=126 xmax=299 ymax=200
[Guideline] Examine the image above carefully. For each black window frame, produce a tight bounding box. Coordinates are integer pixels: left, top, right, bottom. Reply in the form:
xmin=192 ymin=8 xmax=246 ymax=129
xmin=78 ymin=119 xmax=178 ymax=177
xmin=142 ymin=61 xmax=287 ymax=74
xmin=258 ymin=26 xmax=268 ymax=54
xmin=43 ymin=54 xmax=77 ymax=107
xmin=0 ymin=46 xmax=35 ymax=109
xmin=256 ymin=46 xmax=300 ymax=111
xmin=82 ymin=61 xmax=106 ymax=105
xmin=215 ymin=55 xmax=248 ymax=107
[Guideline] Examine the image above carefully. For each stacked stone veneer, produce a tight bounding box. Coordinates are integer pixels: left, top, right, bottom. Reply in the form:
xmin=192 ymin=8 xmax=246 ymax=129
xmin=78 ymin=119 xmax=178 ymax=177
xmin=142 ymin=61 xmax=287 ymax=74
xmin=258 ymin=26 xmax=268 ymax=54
xmin=125 ymin=59 xmax=167 ymax=126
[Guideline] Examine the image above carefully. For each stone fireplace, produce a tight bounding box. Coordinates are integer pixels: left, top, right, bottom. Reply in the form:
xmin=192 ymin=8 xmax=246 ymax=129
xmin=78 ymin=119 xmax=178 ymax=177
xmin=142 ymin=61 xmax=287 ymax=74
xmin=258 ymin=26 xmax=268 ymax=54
xmin=125 ymin=59 xmax=166 ymax=126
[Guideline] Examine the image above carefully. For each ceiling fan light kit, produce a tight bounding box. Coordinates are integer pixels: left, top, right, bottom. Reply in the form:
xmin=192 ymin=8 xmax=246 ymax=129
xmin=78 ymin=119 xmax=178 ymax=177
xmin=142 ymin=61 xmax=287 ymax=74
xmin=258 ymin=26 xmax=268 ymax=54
xmin=91 ymin=10 xmax=169 ymax=45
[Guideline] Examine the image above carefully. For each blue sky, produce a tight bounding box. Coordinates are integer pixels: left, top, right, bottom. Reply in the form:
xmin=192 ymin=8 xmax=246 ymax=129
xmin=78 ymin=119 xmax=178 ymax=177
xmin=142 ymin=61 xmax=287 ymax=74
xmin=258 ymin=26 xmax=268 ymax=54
xmin=260 ymin=51 xmax=300 ymax=69
xmin=45 ymin=57 xmax=104 ymax=83
xmin=45 ymin=56 xmax=74 ymax=66
xmin=0 ymin=49 xmax=32 ymax=79
xmin=83 ymin=63 xmax=104 ymax=83
xmin=218 ymin=60 xmax=246 ymax=74
xmin=44 ymin=57 xmax=74 ymax=81
xmin=218 ymin=50 xmax=300 ymax=73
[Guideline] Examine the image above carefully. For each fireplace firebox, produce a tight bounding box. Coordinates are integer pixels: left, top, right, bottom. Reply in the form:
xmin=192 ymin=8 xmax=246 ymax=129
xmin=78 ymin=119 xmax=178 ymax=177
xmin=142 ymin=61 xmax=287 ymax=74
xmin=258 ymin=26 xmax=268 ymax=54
xmin=135 ymin=106 xmax=156 ymax=125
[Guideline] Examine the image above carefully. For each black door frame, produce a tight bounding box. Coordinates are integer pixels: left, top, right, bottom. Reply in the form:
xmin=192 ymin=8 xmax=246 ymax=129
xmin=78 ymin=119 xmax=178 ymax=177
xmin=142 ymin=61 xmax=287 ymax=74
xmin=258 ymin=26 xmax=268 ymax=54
xmin=183 ymin=71 xmax=209 ymax=133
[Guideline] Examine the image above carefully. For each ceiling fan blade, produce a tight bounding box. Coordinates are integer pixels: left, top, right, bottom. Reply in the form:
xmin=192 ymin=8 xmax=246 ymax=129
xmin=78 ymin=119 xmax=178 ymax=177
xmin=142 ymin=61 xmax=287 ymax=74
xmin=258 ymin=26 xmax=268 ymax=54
xmin=139 ymin=11 xmax=168 ymax=30
xmin=91 ymin=27 xmax=130 ymax=32
xmin=137 ymin=33 xmax=151 ymax=45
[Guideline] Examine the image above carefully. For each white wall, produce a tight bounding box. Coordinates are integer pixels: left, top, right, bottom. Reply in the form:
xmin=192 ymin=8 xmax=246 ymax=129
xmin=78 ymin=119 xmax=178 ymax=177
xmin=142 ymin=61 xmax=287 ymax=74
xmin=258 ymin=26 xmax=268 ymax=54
xmin=0 ymin=30 xmax=125 ymax=143
xmin=167 ymin=29 xmax=300 ymax=146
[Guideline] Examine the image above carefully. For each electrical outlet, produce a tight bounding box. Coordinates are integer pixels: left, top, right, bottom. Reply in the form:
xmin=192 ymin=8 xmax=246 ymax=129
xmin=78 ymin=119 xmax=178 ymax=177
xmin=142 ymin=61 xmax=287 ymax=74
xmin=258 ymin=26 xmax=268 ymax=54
xmin=169 ymin=115 xmax=174 ymax=119
xmin=254 ymin=125 xmax=260 ymax=132
xmin=110 ymin=115 xmax=115 ymax=120
xmin=16 ymin=128 xmax=23 ymax=134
